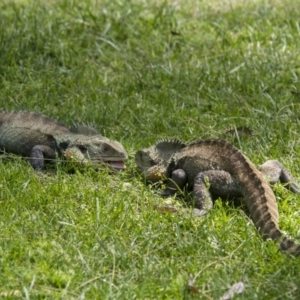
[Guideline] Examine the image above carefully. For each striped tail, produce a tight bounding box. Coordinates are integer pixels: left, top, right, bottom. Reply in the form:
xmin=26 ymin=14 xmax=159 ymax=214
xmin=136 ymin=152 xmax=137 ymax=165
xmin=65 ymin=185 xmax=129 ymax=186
xmin=279 ymin=235 xmax=300 ymax=256
xmin=219 ymin=139 xmax=300 ymax=256
xmin=184 ymin=139 xmax=300 ymax=256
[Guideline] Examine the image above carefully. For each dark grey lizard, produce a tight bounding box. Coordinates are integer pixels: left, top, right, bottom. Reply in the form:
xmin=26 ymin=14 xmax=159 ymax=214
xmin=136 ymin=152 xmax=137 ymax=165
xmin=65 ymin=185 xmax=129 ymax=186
xmin=0 ymin=110 xmax=128 ymax=170
xmin=135 ymin=139 xmax=300 ymax=256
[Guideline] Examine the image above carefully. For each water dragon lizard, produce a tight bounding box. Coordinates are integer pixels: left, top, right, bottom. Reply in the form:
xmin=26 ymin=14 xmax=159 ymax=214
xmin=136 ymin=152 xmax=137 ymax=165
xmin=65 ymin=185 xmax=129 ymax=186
xmin=135 ymin=139 xmax=300 ymax=256
xmin=0 ymin=110 xmax=128 ymax=171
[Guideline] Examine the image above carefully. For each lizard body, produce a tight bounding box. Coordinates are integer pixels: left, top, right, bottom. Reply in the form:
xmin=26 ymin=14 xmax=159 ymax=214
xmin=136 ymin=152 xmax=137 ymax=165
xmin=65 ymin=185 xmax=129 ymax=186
xmin=135 ymin=139 xmax=300 ymax=256
xmin=0 ymin=110 xmax=128 ymax=170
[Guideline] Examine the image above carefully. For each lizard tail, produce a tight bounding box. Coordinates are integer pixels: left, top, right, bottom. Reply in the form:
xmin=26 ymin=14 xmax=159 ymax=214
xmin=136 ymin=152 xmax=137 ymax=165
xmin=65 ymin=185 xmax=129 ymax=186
xmin=222 ymin=139 xmax=300 ymax=256
xmin=279 ymin=235 xmax=300 ymax=256
xmin=261 ymin=224 xmax=300 ymax=256
xmin=255 ymin=217 xmax=300 ymax=256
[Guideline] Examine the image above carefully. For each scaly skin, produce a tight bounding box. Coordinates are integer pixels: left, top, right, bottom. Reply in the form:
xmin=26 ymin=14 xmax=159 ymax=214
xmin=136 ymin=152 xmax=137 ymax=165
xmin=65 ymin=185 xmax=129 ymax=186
xmin=0 ymin=111 xmax=128 ymax=170
xmin=135 ymin=139 xmax=300 ymax=256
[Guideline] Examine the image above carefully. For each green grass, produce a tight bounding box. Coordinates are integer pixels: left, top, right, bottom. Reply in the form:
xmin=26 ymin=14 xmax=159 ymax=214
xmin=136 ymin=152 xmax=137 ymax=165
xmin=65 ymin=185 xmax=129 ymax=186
xmin=1 ymin=0 xmax=300 ymax=298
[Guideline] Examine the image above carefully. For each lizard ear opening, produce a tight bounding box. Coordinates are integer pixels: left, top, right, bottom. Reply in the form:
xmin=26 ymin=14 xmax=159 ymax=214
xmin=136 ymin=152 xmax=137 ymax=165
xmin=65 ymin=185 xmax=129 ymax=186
xmin=58 ymin=141 xmax=69 ymax=150
xmin=78 ymin=145 xmax=88 ymax=154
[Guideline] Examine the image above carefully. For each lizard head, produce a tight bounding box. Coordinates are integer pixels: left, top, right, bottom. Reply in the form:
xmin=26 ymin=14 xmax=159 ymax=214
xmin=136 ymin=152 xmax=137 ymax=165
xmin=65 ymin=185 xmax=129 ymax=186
xmin=55 ymin=133 xmax=128 ymax=171
xmin=135 ymin=139 xmax=185 ymax=182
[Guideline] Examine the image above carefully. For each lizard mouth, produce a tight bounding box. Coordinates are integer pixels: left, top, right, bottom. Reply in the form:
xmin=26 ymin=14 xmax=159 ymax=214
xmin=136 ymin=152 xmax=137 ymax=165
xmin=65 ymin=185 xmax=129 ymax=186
xmin=92 ymin=160 xmax=126 ymax=173
xmin=92 ymin=157 xmax=126 ymax=171
xmin=63 ymin=150 xmax=127 ymax=170
xmin=107 ymin=161 xmax=126 ymax=170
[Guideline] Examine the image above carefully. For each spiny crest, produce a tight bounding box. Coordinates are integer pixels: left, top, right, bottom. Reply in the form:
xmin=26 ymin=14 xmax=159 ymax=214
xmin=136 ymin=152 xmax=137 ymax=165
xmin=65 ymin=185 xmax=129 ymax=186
xmin=188 ymin=139 xmax=241 ymax=154
xmin=155 ymin=139 xmax=186 ymax=151
xmin=69 ymin=123 xmax=101 ymax=136
xmin=150 ymin=139 xmax=186 ymax=163
xmin=188 ymin=139 xmax=229 ymax=147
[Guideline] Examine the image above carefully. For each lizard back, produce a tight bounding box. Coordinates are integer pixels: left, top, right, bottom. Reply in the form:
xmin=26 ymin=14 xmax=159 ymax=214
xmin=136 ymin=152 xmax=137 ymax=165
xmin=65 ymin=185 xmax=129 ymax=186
xmin=176 ymin=139 xmax=300 ymax=255
xmin=0 ymin=110 xmax=70 ymax=157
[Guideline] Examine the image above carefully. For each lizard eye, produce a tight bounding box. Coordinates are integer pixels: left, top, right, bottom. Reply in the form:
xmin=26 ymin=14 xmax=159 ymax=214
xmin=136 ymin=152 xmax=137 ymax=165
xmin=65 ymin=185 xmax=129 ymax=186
xmin=101 ymin=145 xmax=110 ymax=153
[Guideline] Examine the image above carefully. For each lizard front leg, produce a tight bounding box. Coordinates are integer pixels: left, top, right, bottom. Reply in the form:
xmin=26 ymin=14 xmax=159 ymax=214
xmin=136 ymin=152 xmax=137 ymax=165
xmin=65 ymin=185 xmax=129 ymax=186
xmin=161 ymin=169 xmax=187 ymax=197
xmin=259 ymin=160 xmax=300 ymax=194
xmin=193 ymin=170 xmax=241 ymax=216
xmin=30 ymin=145 xmax=56 ymax=170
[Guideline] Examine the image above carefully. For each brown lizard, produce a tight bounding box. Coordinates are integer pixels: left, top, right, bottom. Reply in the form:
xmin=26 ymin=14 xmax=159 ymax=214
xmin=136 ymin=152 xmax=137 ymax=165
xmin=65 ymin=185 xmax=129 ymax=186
xmin=135 ymin=139 xmax=300 ymax=256
xmin=0 ymin=110 xmax=128 ymax=170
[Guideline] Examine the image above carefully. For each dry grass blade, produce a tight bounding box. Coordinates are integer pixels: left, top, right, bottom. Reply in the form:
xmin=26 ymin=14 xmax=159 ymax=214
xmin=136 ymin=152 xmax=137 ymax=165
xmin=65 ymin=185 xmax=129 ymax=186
xmin=220 ymin=282 xmax=245 ymax=300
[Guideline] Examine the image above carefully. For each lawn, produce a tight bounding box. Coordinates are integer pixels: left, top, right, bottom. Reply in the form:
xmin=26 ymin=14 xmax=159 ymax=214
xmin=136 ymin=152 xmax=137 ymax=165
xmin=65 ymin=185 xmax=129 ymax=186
xmin=1 ymin=0 xmax=300 ymax=298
